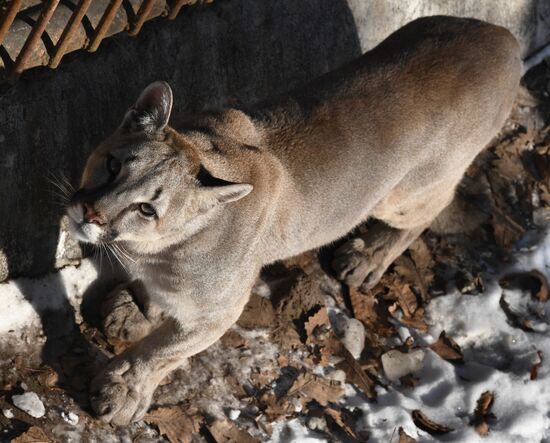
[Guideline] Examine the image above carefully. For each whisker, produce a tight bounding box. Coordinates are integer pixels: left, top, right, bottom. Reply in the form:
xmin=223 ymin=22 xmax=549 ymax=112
xmin=96 ymin=244 xmax=103 ymax=272
xmin=113 ymin=243 xmax=135 ymax=264
xmin=108 ymin=243 xmax=129 ymax=273
xmin=102 ymin=243 xmax=115 ymax=272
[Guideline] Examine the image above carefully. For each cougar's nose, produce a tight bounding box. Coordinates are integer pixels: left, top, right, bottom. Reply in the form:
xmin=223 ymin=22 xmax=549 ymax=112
xmin=83 ymin=203 xmax=106 ymax=225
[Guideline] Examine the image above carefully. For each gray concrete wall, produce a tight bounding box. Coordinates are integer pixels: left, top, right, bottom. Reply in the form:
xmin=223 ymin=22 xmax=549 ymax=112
xmin=348 ymin=0 xmax=550 ymax=57
xmin=0 ymin=0 xmax=549 ymax=281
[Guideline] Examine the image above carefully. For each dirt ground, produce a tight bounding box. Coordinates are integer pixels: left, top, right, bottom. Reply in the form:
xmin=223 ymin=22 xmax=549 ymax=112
xmin=0 ymin=62 xmax=549 ymax=443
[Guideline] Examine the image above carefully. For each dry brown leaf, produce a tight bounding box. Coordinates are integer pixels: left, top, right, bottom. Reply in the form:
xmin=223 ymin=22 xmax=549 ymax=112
xmin=531 ymin=350 xmax=543 ymax=380
xmin=316 ymin=332 xmax=345 ymax=367
xmin=273 ymin=273 xmax=325 ymax=352
xmin=208 ymin=419 xmax=260 ymax=443
xmin=220 ymin=330 xmax=247 ymax=348
xmin=324 ymin=406 xmax=361 ymax=440
xmin=398 ymin=427 xmax=417 ymax=443
xmin=304 ymin=306 xmax=331 ymax=345
xmin=237 ymin=293 xmax=275 ymax=329
xmin=250 ymin=366 xmax=280 ymax=388
xmin=471 ymin=391 xmax=495 ymax=436
xmin=336 ymin=346 xmax=377 ymax=400
xmin=349 ymin=288 xmax=394 ymax=336
xmin=262 ymin=393 xmax=296 ymax=421
xmin=491 ymin=213 xmax=524 ymax=252
xmin=396 ymin=283 xmax=419 ymax=318
xmin=144 ymin=405 xmax=203 ymax=443
xmin=499 ymin=270 xmax=549 ymax=302
xmin=533 ymin=144 xmax=550 ymax=179
xmin=409 ymin=238 xmax=435 ymax=279
xmin=12 ymin=426 xmax=53 ymax=443
xmin=394 ymin=240 xmax=434 ymax=301
xmin=429 ymin=331 xmax=464 ymax=363
xmin=289 ymin=372 xmax=344 ymax=406
xmin=493 ymin=149 xmax=528 ymax=180
xmin=499 ymin=294 xmax=535 ymax=332
xmin=390 ymin=304 xmax=429 ymax=332
xmin=411 ymin=410 xmax=454 ymax=435
xmin=273 ymin=322 xmax=302 ymax=353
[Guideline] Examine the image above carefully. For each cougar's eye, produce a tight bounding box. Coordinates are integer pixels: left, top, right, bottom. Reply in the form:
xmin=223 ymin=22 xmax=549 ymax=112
xmin=138 ymin=203 xmax=156 ymax=217
xmin=106 ymin=155 xmax=121 ymax=176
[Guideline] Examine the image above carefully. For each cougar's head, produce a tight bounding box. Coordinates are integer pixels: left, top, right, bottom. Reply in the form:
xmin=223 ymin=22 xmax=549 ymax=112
xmin=67 ymin=82 xmax=254 ymax=251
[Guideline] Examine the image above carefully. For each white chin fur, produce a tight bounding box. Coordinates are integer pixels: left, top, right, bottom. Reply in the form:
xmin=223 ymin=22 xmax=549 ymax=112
xmin=67 ymin=204 xmax=103 ymax=244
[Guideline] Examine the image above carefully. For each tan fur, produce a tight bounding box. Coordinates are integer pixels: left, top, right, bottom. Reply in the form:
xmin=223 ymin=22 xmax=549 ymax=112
xmin=66 ymin=16 xmax=521 ymax=424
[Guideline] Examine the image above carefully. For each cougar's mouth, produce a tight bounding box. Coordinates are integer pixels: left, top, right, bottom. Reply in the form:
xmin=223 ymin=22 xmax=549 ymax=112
xmin=66 ymin=203 xmax=115 ymax=244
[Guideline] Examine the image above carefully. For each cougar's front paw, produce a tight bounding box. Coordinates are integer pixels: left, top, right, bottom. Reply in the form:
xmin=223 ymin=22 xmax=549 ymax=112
xmin=90 ymin=356 xmax=157 ymax=425
xmin=101 ymin=287 xmax=153 ymax=343
xmin=332 ymin=237 xmax=387 ymax=290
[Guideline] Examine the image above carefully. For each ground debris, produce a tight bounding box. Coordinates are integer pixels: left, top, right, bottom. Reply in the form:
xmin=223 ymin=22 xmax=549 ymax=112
xmin=12 ymin=426 xmax=53 ymax=443
xmin=323 ymin=406 xmax=364 ymax=441
xmin=397 ymin=427 xmax=417 ymax=443
xmin=499 ymin=270 xmax=549 ymax=302
xmin=144 ymin=404 xmax=203 ymax=443
xmin=11 ymin=392 xmax=45 ymax=419
xmin=208 ymin=419 xmax=261 ymax=443
xmin=381 ymin=349 xmax=425 ymax=382
xmin=429 ymin=331 xmax=464 ymax=363
xmin=336 ymin=346 xmax=378 ymax=400
xmin=531 ymin=350 xmax=544 ymax=380
xmin=237 ymin=293 xmax=276 ymax=329
xmin=471 ymin=391 xmax=495 ymax=436
xmin=499 ymin=293 xmax=535 ymax=332
xmin=288 ymin=372 xmax=344 ymax=407
xmin=411 ymin=409 xmax=454 ymax=435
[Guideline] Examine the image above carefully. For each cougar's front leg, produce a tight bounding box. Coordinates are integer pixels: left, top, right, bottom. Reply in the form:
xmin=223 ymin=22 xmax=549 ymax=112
xmin=90 ymin=311 xmax=237 ymax=425
xmin=332 ymin=221 xmax=427 ymax=291
xmin=101 ymin=283 xmax=163 ymax=343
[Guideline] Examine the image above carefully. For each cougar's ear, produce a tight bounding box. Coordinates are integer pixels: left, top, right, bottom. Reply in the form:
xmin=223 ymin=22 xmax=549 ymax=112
xmin=120 ymin=81 xmax=173 ymax=134
xmin=220 ymin=109 xmax=261 ymax=146
xmin=203 ymin=183 xmax=253 ymax=205
xmin=196 ymin=164 xmax=253 ymax=207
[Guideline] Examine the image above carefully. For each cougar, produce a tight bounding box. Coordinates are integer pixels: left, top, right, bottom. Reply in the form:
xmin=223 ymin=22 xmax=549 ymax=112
xmin=66 ymin=16 xmax=520 ymax=424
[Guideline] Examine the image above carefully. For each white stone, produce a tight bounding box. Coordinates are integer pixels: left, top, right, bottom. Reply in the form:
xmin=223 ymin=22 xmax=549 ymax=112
xmin=290 ymin=397 xmax=303 ymax=412
xmin=12 ymin=392 xmax=45 ymax=418
xmin=341 ymin=317 xmax=365 ymax=359
xmin=327 ymin=369 xmax=346 ymax=384
xmin=307 ymin=416 xmax=328 ymax=432
xmin=2 ymin=408 xmax=14 ymax=419
xmin=381 ymin=349 xmax=425 ymax=382
xmin=61 ymin=411 xmax=79 ymax=426
xmin=228 ymin=409 xmax=240 ymax=421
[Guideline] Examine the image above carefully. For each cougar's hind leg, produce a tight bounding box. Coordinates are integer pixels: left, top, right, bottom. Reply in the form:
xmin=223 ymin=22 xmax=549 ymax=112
xmin=333 ymin=182 xmax=459 ymax=291
xmin=332 ymin=221 xmax=427 ymax=291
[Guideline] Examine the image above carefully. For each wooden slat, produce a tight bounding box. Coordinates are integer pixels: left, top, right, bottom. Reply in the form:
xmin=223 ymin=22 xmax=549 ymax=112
xmin=0 ymin=0 xmax=23 ymax=46
xmin=49 ymin=0 xmax=92 ymax=68
xmin=128 ymin=0 xmax=156 ymax=36
xmin=9 ymin=0 xmax=60 ymax=82
xmin=88 ymin=0 xmax=123 ymax=52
